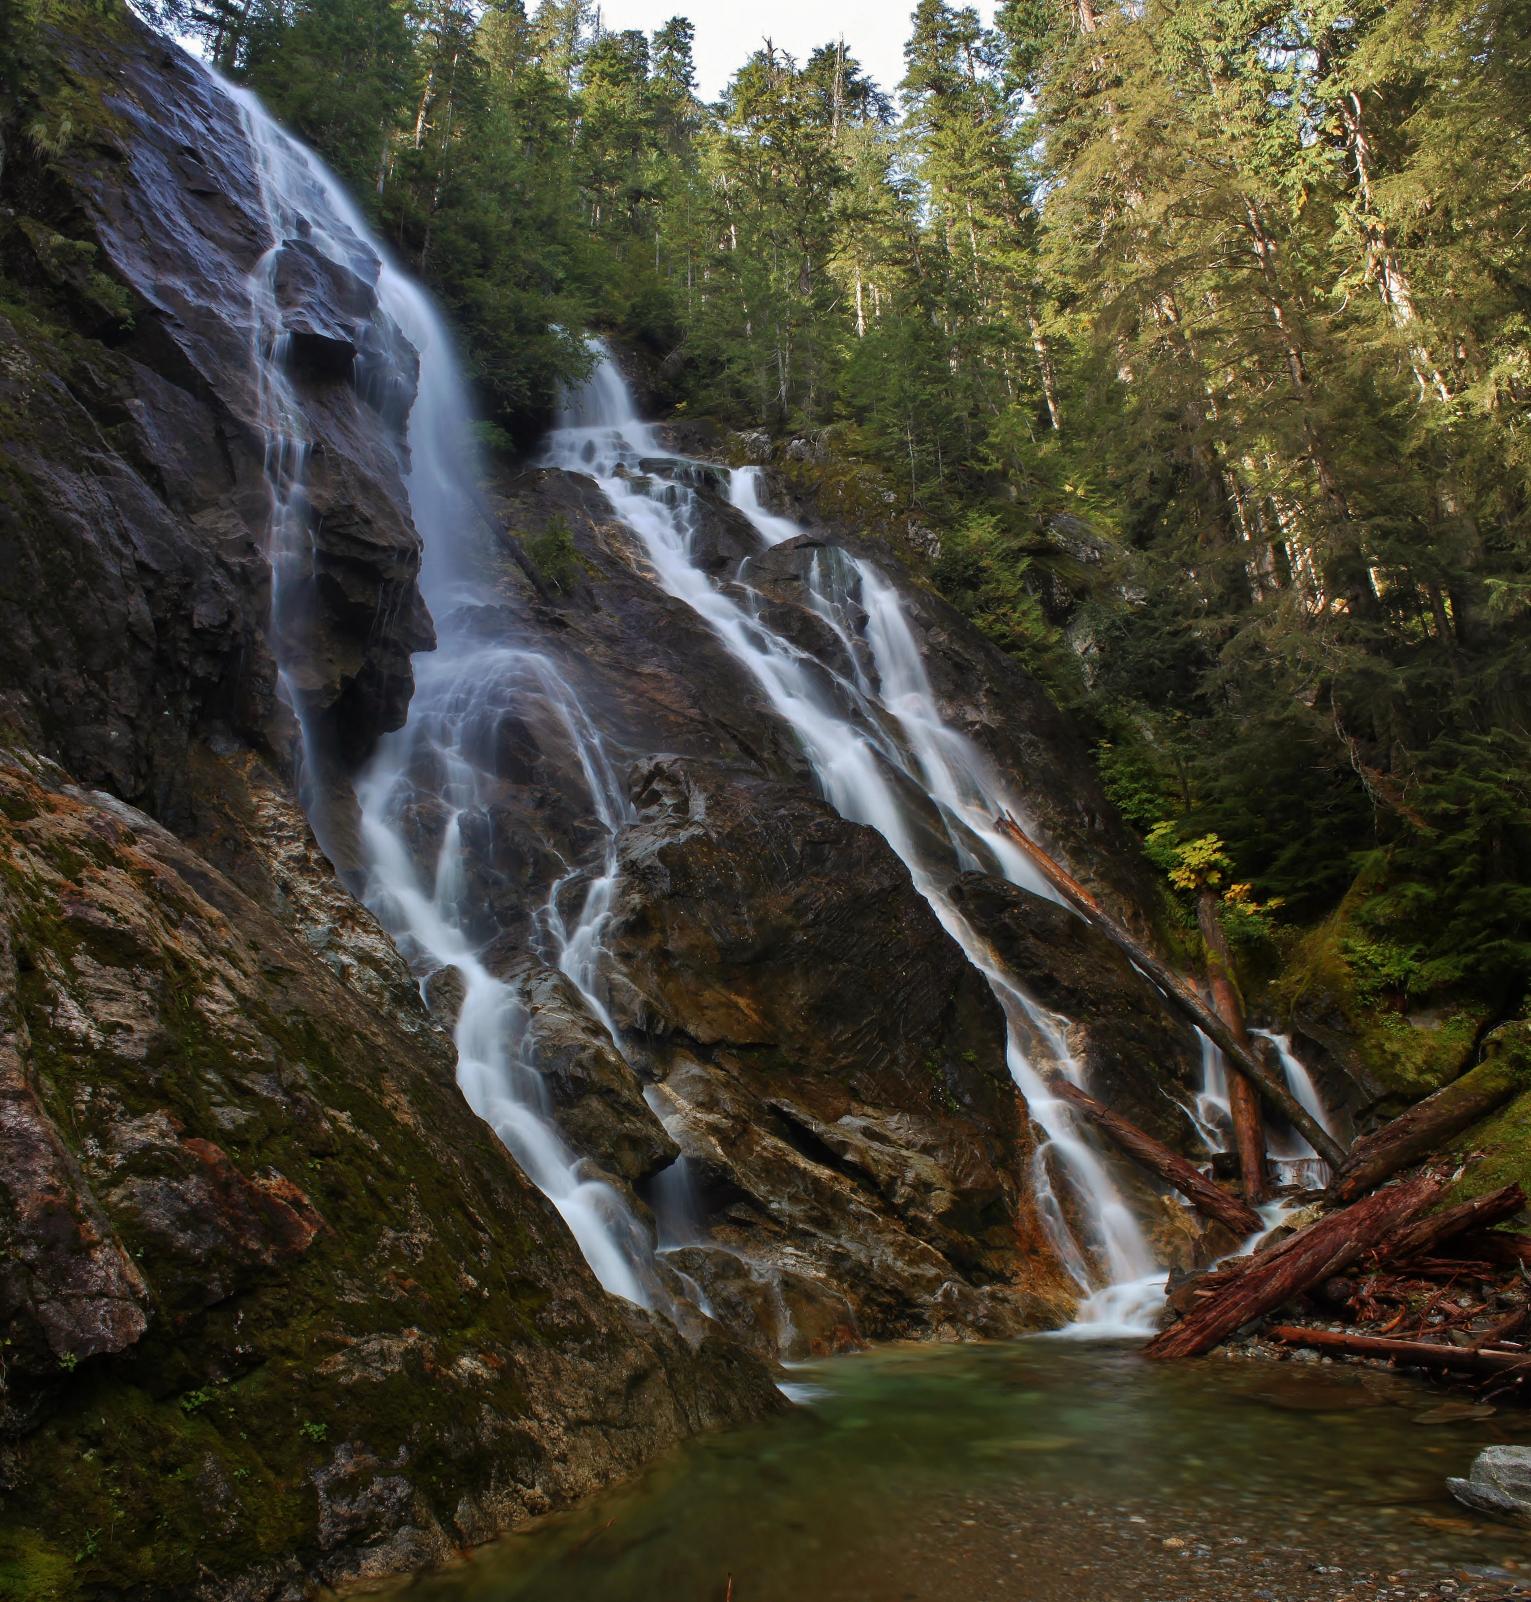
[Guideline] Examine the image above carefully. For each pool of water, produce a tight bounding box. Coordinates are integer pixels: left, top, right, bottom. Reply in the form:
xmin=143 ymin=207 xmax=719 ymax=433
xmin=371 ymin=1341 xmax=1531 ymax=1602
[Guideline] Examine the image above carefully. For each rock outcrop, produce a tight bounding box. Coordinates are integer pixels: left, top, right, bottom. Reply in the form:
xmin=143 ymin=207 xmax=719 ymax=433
xmin=0 ymin=751 xmax=776 ymax=1597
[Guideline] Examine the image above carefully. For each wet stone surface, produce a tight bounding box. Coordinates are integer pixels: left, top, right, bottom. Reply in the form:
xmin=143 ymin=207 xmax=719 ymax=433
xmin=372 ymin=1340 xmax=1531 ymax=1602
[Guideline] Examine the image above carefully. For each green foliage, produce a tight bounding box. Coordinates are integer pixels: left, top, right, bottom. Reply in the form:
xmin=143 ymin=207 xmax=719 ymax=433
xmin=1094 ymin=739 xmax=1175 ymax=834
xmin=1339 ymin=933 xmax=1425 ymax=1006
xmin=522 ymin=514 xmax=581 ymax=592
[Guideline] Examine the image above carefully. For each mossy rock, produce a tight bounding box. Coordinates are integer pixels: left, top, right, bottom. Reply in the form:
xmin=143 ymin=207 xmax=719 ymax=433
xmin=0 ymin=754 xmax=776 ymax=1599
xmin=1273 ymin=900 xmax=1490 ymax=1108
xmin=1445 ymin=1021 xmax=1531 ymax=1205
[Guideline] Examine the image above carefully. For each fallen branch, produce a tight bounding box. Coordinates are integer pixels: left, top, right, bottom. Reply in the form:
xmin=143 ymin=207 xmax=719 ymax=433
xmin=993 ymin=813 xmax=1346 ymax=1171
xmin=1329 ymin=1028 xmax=1529 ymax=1204
xmin=1045 ymin=1074 xmax=1263 ymax=1237
xmin=1471 ymin=1305 xmax=1529 ymax=1352
xmin=1145 ymin=1174 xmax=1446 ymax=1359
xmin=1268 ymin=1324 xmax=1531 ymax=1377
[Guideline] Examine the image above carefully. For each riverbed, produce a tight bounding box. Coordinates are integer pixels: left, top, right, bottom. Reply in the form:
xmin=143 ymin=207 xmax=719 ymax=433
xmin=373 ymin=1340 xmax=1530 ymax=1602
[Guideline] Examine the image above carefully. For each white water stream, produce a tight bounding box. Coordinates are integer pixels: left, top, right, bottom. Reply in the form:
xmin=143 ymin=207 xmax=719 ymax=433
xmin=225 ymin=81 xmax=661 ymax=1309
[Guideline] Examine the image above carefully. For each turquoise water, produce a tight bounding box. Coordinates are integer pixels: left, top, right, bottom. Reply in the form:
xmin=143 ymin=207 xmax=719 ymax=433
xmin=375 ymin=1341 xmax=1530 ymax=1602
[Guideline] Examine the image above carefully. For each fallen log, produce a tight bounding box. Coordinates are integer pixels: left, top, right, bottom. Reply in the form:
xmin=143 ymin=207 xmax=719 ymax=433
xmin=993 ymin=813 xmax=1346 ymax=1171
xmin=1198 ymin=890 xmax=1266 ymax=1203
xmin=1329 ymin=1026 xmax=1530 ymax=1204
xmin=1144 ymin=1174 xmax=1447 ymax=1359
xmin=1370 ymin=1184 xmax=1527 ymax=1265
xmin=1045 ymin=1074 xmax=1263 ymax=1237
xmin=1268 ymin=1324 xmax=1531 ymax=1377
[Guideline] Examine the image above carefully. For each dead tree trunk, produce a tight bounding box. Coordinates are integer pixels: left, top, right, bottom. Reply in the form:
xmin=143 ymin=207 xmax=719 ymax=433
xmin=1329 ymin=1040 xmax=1528 ymax=1203
xmin=992 ymin=814 xmax=1346 ymax=1169
xmin=1197 ymin=890 xmax=1266 ymax=1202
xmin=1144 ymin=1174 xmax=1446 ymax=1358
xmin=1046 ymin=1075 xmax=1263 ymax=1237
xmin=1370 ymin=1184 xmax=1526 ymax=1263
xmin=1268 ymin=1325 xmax=1531 ymax=1377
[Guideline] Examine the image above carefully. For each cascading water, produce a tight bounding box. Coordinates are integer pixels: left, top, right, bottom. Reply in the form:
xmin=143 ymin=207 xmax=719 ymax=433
xmin=222 ymin=79 xmax=661 ymax=1309
xmin=544 ymin=343 xmax=1168 ymax=1332
xmin=1189 ymin=1026 xmax=1340 ymax=1203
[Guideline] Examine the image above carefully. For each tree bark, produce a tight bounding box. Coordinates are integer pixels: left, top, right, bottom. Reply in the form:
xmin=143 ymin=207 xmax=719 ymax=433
xmin=1329 ymin=1038 xmax=1529 ymax=1204
xmin=992 ymin=814 xmax=1347 ymax=1170
xmin=1045 ymin=1075 xmax=1263 ymax=1237
xmin=1197 ymin=890 xmax=1266 ymax=1202
xmin=1144 ymin=1174 xmax=1446 ymax=1359
xmin=1268 ymin=1324 xmax=1531 ymax=1377
xmin=1371 ymin=1184 xmax=1527 ymax=1264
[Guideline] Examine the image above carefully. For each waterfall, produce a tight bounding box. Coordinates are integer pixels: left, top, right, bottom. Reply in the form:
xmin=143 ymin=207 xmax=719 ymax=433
xmin=217 ymin=58 xmax=1323 ymax=1337
xmin=222 ymin=79 xmax=662 ymax=1308
xmin=544 ymin=343 xmax=1168 ymax=1333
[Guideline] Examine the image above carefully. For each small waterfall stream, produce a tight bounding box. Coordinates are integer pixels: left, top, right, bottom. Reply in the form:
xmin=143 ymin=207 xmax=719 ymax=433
xmin=544 ymin=345 xmax=1166 ymax=1331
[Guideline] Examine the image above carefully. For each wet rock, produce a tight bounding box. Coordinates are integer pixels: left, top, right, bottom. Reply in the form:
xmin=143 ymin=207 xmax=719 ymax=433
xmin=272 ymin=236 xmax=380 ymax=375
xmin=1 ymin=18 xmax=432 ymax=806
xmin=605 ymin=758 xmax=1075 ymax=1347
xmin=1447 ymin=1446 xmax=1531 ymax=1523
xmin=519 ymin=966 xmax=677 ymax=1186
xmin=741 ymin=534 xmax=1160 ymax=931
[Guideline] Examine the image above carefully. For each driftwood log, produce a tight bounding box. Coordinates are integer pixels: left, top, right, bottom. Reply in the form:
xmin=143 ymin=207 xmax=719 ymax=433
xmin=1370 ymin=1184 xmax=1527 ymax=1265
xmin=1268 ymin=1324 xmax=1531 ymax=1377
xmin=993 ymin=813 xmax=1346 ymax=1170
xmin=1329 ymin=1032 xmax=1529 ymax=1204
xmin=1144 ymin=1174 xmax=1447 ymax=1359
xmin=1045 ymin=1074 xmax=1263 ymax=1237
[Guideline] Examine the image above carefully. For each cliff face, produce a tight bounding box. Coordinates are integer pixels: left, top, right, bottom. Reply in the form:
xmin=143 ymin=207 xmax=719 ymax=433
xmin=1 ymin=7 xmax=1214 ymax=1598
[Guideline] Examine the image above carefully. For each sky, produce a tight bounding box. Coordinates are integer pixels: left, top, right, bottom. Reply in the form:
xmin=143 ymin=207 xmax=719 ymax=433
xmin=589 ymin=0 xmax=1001 ymax=102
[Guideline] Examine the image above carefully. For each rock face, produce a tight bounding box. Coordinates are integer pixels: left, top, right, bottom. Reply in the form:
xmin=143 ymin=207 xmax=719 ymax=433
xmin=0 ymin=11 xmax=782 ymax=1597
xmin=951 ymin=876 xmax=1203 ymax=1147
xmin=0 ymin=751 xmax=777 ymax=1596
xmin=0 ymin=9 xmax=429 ymax=820
xmin=602 ymin=758 xmax=1071 ymax=1354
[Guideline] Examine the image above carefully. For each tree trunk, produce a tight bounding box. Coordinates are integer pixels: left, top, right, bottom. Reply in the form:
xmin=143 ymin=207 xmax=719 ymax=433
xmin=1046 ymin=1074 xmax=1263 ymax=1237
xmin=1268 ymin=1325 xmax=1531 ymax=1377
xmin=1197 ymin=891 xmax=1266 ymax=1202
xmin=1329 ymin=1036 xmax=1529 ymax=1204
xmin=1371 ymin=1184 xmax=1527 ymax=1263
xmin=992 ymin=814 xmax=1346 ymax=1169
xmin=1145 ymin=1174 xmax=1446 ymax=1359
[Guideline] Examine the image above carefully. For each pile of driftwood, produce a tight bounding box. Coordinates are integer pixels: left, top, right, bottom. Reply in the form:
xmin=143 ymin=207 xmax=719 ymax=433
xmin=994 ymin=814 xmax=1530 ymax=1386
